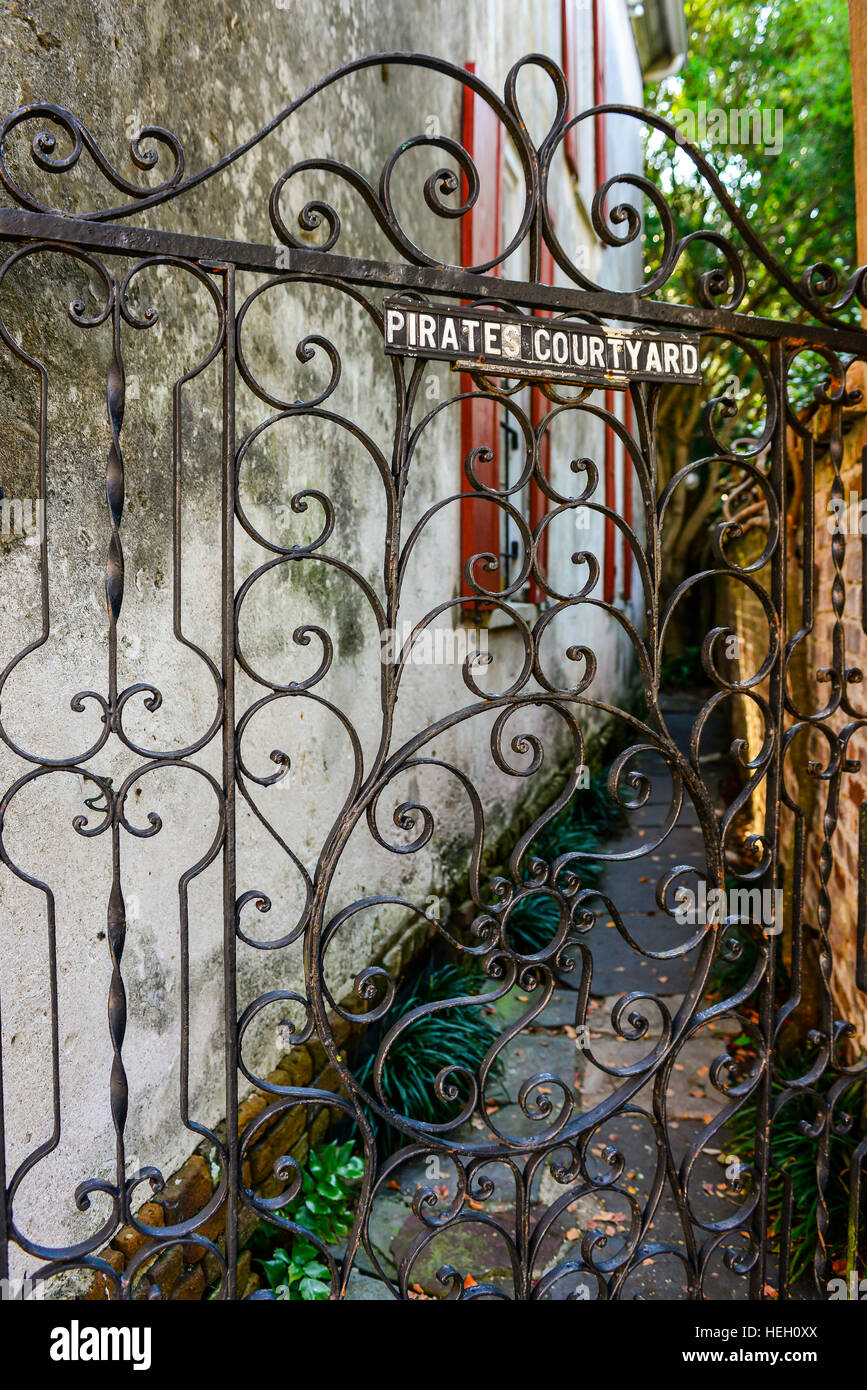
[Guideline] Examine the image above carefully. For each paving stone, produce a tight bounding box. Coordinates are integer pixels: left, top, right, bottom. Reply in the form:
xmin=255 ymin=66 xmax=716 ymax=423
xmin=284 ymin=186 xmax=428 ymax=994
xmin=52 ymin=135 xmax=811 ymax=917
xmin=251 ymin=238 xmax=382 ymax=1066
xmin=387 ymin=1202 xmax=566 ymax=1297
xmin=564 ymin=915 xmax=701 ymax=997
xmin=344 ymin=1270 xmax=395 ymax=1300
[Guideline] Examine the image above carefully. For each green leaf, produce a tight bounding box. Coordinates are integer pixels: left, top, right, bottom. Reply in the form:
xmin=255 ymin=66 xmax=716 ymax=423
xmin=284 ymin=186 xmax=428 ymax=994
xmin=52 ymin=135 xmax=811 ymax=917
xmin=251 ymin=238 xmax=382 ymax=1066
xmin=298 ymin=1276 xmax=331 ymax=1300
xmin=291 ymin=1240 xmax=320 ymax=1265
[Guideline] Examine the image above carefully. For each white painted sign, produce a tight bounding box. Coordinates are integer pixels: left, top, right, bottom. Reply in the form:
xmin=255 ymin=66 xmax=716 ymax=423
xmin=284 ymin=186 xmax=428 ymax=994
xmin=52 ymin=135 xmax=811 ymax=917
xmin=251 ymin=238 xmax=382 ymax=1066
xmin=383 ymin=298 xmax=702 ymax=387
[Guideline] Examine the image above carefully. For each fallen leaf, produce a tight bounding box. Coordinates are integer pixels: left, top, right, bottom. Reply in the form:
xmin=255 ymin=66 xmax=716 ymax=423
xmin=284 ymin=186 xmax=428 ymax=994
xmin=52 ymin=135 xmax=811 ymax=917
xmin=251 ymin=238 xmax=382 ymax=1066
xmin=594 ymin=1208 xmax=627 ymax=1223
xmin=386 ymin=1180 xmax=401 ymax=1191
xmin=463 ymin=1274 xmax=477 ymax=1288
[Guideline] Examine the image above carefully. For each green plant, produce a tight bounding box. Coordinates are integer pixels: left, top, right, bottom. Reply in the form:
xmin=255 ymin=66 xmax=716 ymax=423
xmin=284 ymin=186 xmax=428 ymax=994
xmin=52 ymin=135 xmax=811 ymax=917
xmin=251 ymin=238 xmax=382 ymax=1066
xmin=260 ymin=1239 xmax=331 ymax=1301
xmin=357 ymin=962 xmax=503 ymax=1150
xmin=726 ymin=1057 xmax=865 ymax=1285
xmin=643 ymin=0 xmax=854 ymax=622
xmin=659 ymin=645 xmax=702 ymax=692
xmin=248 ymin=1139 xmax=364 ymax=1300
xmin=507 ymin=892 xmax=562 ymax=955
xmin=281 ymin=1139 xmax=364 ymax=1245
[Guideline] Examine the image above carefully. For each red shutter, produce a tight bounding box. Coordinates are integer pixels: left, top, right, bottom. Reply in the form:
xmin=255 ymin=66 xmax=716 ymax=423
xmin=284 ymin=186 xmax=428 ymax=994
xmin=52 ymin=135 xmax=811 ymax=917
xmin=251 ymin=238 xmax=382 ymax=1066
xmin=622 ymin=393 xmax=633 ymax=601
xmin=595 ymin=1 xmax=613 ymax=602
xmin=603 ymin=387 xmax=617 ymax=605
xmin=460 ymin=64 xmax=503 ymax=601
xmin=593 ymin=0 xmax=606 ymax=190
xmin=529 ymin=241 xmax=555 ymax=605
xmin=561 ymin=0 xmax=579 ymax=177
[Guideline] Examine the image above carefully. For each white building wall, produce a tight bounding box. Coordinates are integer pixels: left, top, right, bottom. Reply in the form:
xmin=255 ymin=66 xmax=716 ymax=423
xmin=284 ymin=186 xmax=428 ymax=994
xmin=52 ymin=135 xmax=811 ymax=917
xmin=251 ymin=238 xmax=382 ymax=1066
xmin=0 ymin=0 xmax=648 ymax=1269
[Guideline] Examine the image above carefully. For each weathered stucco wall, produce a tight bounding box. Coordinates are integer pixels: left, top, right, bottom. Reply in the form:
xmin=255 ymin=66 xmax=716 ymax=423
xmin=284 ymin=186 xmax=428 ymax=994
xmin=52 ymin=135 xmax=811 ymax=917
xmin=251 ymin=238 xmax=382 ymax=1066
xmin=0 ymin=0 xmax=647 ymax=1274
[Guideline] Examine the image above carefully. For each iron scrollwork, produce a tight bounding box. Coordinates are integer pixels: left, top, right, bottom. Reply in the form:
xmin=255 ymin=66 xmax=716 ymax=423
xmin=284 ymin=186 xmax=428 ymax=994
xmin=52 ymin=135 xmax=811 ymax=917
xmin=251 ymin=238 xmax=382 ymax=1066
xmin=0 ymin=52 xmax=863 ymax=1302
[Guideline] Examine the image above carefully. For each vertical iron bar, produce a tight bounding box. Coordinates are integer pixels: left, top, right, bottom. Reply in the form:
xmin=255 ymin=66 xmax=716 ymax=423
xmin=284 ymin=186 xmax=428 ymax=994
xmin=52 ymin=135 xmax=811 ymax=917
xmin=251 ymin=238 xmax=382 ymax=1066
xmin=220 ymin=263 xmax=239 ymax=1299
xmin=749 ymin=339 xmax=786 ymax=1298
xmin=105 ymin=284 xmax=129 ymax=1229
xmin=0 ymin=984 xmax=6 ymax=1286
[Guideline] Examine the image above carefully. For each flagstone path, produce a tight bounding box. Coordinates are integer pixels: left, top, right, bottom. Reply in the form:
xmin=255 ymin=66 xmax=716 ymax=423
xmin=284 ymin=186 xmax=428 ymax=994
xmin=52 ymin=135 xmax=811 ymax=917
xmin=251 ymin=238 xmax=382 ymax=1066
xmin=344 ymin=693 xmax=749 ymax=1300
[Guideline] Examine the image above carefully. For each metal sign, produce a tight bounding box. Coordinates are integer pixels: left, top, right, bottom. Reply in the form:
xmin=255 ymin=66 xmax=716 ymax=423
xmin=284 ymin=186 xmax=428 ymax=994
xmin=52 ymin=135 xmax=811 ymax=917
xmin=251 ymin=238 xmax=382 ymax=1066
xmin=383 ymin=298 xmax=703 ymax=386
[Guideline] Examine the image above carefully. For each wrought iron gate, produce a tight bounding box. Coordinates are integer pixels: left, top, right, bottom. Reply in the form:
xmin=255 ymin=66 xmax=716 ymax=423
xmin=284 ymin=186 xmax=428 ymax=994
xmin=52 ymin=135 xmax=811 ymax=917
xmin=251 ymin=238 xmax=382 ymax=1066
xmin=0 ymin=54 xmax=864 ymax=1301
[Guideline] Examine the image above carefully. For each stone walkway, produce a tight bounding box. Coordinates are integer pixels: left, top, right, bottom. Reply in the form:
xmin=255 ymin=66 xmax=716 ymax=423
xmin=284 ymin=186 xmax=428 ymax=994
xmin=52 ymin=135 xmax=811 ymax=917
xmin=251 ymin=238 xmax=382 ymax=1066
xmin=344 ymin=694 xmax=747 ymax=1300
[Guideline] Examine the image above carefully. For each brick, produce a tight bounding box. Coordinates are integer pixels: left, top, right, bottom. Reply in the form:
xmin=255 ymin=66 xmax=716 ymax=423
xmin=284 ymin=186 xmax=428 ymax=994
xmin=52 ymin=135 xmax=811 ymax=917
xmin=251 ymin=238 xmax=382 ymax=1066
xmin=268 ymin=1045 xmax=313 ymax=1090
xmin=82 ymin=1246 xmax=125 ymax=1301
xmin=313 ymin=1063 xmax=350 ymax=1100
xmin=308 ymin=1106 xmax=331 ymax=1148
xmin=237 ymin=1090 xmax=268 ymax=1137
xmin=171 ymin=1265 xmax=206 ymax=1301
xmin=112 ymin=1201 xmax=166 ymax=1261
xmin=193 ymin=1199 xmax=226 ymax=1250
xmin=236 ymin=1249 xmax=252 ymax=1298
xmin=249 ymin=1104 xmax=307 ymax=1183
xmin=147 ymin=1244 xmax=184 ymax=1298
xmin=238 ymin=1203 xmax=261 ymax=1249
xmin=155 ymin=1155 xmax=212 ymax=1226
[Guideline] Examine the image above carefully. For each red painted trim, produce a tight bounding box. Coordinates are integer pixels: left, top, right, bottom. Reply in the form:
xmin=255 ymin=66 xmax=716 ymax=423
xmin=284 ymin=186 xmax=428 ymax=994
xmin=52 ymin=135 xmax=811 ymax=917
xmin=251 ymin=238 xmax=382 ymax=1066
xmin=561 ymin=0 xmax=579 ymax=177
xmin=592 ymin=0 xmax=606 ymax=194
xmin=622 ymin=393 xmax=633 ymax=602
xmin=529 ymin=240 xmax=555 ymax=604
xmin=460 ymin=64 xmax=503 ymax=604
xmin=459 ymin=62 xmax=503 ymax=274
xmin=594 ymin=3 xmax=613 ymax=601
xmin=603 ymin=387 xmax=617 ymax=605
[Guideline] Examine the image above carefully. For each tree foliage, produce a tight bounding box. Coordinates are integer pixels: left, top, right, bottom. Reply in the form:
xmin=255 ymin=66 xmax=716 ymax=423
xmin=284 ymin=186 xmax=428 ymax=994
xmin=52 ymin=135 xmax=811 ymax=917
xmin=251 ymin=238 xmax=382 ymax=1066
xmin=645 ymin=0 xmax=854 ymax=318
xmin=639 ymin=0 xmax=854 ymax=637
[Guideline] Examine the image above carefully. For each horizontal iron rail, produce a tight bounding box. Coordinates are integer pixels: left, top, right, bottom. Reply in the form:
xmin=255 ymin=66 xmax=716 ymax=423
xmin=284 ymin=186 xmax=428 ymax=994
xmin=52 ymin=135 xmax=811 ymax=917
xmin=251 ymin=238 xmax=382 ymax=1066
xmin=1 ymin=205 xmax=866 ymax=354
